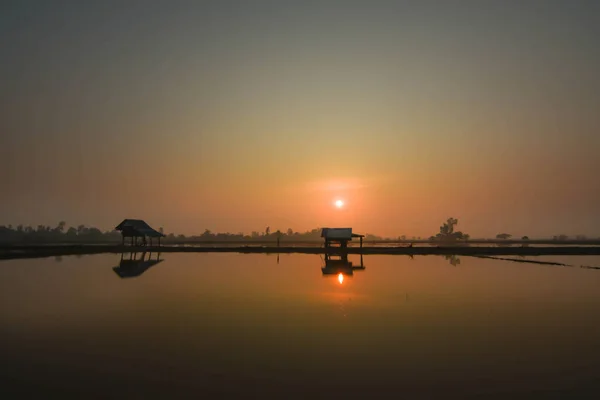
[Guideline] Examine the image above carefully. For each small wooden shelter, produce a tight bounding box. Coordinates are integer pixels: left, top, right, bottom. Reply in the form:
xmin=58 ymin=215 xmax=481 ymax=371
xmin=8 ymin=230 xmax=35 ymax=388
xmin=321 ymin=227 xmax=364 ymax=248
xmin=115 ymin=219 xmax=165 ymax=246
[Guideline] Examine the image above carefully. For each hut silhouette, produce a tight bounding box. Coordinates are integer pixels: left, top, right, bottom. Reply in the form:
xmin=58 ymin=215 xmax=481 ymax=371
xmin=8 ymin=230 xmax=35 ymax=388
xmin=115 ymin=219 xmax=165 ymax=246
xmin=321 ymin=228 xmax=364 ymax=249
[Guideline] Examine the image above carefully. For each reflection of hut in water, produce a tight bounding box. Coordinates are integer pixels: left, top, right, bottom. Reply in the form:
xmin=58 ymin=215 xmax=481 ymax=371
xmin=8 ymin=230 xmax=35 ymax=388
xmin=321 ymin=253 xmax=366 ymax=277
xmin=113 ymin=252 xmax=163 ymax=278
xmin=321 ymin=228 xmax=365 ymax=249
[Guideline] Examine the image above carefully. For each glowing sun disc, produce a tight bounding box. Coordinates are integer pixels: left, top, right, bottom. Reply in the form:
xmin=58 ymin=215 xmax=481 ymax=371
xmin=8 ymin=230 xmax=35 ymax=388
xmin=335 ymin=199 xmax=344 ymax=208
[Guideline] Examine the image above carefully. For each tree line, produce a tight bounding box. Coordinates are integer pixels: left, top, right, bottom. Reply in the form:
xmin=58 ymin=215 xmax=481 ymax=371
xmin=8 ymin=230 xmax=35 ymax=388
xmin=0 ymin=223 xmax=387 ymax=244
xmin=162 ymin=227 xmax=387 ymax=243
xmin=0 ymin=220 xmax=595 ymax=244
xmin=0 ymin=222 xmax=121 ymax=244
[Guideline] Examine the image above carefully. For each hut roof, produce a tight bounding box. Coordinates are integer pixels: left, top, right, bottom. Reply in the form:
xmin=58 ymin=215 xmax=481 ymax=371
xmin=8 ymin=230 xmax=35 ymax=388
xmin=115 ymin=219 xmax=165 ymax=237
xmin=321 ymin=228 xmax=364 ymax=240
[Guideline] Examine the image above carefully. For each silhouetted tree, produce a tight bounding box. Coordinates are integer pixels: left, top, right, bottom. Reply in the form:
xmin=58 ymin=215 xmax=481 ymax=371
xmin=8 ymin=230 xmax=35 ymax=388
xmin=432 ymin=217 xmax=468 ymax=242
xmin=366 ymin=233 xmax=383 ymax=241
xmin=441 ymin=218 xmax=458 ymax=236
xmin=286 ymin=228 xmax=294 ymax=236
xmin=496 ymin=233 xmax=512 ymax=240
xmin=265 ymin=226 xmax=270 ymax=236
xmin=87 ymin=228 xmax=102 ymax=238
xmin=55 ymin=221 xmax=66 ymax=233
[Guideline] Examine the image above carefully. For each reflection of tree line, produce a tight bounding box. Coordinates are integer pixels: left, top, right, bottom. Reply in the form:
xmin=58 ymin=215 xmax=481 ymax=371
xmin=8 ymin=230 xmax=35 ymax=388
xmin=109 ymin=251 xmax=593 ymax=281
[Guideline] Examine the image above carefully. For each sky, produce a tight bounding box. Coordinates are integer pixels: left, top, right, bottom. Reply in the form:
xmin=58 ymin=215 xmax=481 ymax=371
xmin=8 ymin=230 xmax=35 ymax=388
xmin=1 ymin=0 xmax=599 ymax=238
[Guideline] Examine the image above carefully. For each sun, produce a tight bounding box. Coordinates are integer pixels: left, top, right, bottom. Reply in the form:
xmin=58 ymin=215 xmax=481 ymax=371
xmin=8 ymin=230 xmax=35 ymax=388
xmin=334 ymin=199 xmax=344 ymax=208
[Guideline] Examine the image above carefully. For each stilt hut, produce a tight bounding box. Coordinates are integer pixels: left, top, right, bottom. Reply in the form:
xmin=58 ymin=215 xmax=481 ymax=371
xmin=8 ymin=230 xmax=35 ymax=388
xmin=115 ymin=219 xmax=165 ymax=246
xmin=321 ymin=228 xmax=364 ymax=249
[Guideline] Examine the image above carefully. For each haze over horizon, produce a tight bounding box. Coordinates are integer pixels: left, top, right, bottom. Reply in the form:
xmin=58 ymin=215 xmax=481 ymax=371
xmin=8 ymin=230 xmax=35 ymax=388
xmin=2 ymin=0 xmax=599 ymax=238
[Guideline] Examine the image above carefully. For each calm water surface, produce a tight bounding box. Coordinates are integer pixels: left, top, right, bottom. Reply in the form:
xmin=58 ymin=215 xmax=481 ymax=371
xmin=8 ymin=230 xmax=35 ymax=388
xmin=2 ymin=253 xmax=600 ymax=399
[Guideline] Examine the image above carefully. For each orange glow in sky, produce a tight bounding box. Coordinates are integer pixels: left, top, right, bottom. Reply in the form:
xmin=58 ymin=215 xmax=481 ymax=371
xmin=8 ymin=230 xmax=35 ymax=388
xmin=1 ymin=2 xmax=599 ymax=238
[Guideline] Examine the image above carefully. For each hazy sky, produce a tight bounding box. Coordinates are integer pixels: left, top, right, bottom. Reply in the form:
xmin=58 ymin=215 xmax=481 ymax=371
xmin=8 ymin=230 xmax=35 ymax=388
xmin=1 ymin=0 xmax=599 ymax=238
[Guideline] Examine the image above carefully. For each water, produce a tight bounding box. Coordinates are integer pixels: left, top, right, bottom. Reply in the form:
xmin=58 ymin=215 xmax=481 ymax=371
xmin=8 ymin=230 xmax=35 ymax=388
xmin=2 ymin=253 xmax=600 ymax=399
